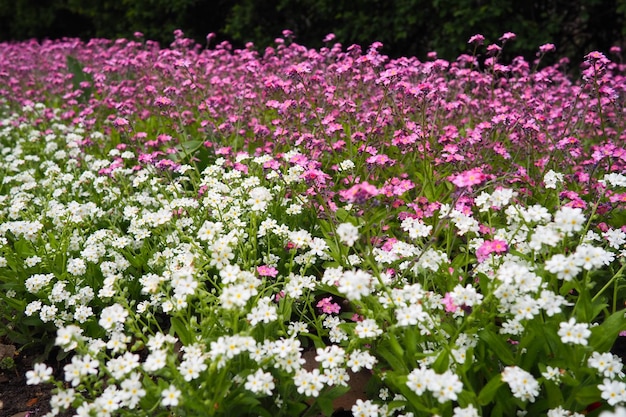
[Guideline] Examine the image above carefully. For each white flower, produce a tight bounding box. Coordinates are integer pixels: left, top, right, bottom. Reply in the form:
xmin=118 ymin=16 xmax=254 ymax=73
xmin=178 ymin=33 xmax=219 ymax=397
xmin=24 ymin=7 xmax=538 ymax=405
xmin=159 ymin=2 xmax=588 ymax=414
xmin=354 ymin=318 xmax=383 ymax=338
xmin=143 ymin=349 xmax=168 ymax=372
xmin=120 ymin=372 xmax=146 ymax=409
xmin=600 ymin=173 xmax=626 ymax=187
xmin=558 ymin=318 xmax=591 ymax=345
xmin=98 ymin=303 xmax=128 ymax=332
xmin=339 ymin=160 xmax=355 ymax=171
xmin=431 ymin=370 xmax=463 ymax=403
xmin=336 ymin=222 xmax=360 ymax=247
xmin=599 ymin=407 xmax=626 ymax=417
xmin=106 ymin=352 xmax=140 ymax=380
xmin=315 ymin=345 xmax=346 ymax=369
xmin=219 ymin=284 xmax=252 ymax=309
xmin=604 ymin=228 xmax=626 ymax=249
xmin=179 ymin=356 xmax=208 ymax=381
xmin=401 ymin=217 xmax=432 ymax=239
xmin=406 ymin=367 xmax=433 ymax=395
xmin=351 ymin=399 xmax=379 ymax=417
xmin=246 ymin=296 xmax=278 ymax=325
xmin=554 ymin=207 xmax=586 ymax=234
xmin=294 ymin=368 xmax=326 ymax=397
xmin=346 ymin=349 xmax=377 ymax=372
xmin=395 ymin=304 xmax=428 ymax=326
xmin=67 ymin=257 xmax=87 ymax=276
xmin=246 ymin=186 xmax=272 ymax=212
xmin=453 ymin=404 xmax=480 ymax=417
xmin=541 ymin=366 xmax=563 ymax=382
xmin=451 ymin=284 xmax=484 ymax=307
xmin=544 ymin=170 xmax=564 ymax=189
xmin=545 ymin=254 xmax=581 ymax=281
xmin=501 ymin=366 xmax=540 ymax=402
xmin=337 ymin=269 xmax=372 ymax=300
xmin=50 ymin=388 xmax=75 ymax=410
xmin=547 ymin=406 xmax=584 ymax=417
xmin=244 ymin=368 xmax=275 ymax=396
xmin=598 ymin=378 xmax=626 ymax=406
xmin=26 ymin=363 xmax=53 ymax=385
xmin=588 ymin=351 xmax=625 ymax=379
xmin=161 ymin=384 xmax=181 ymax=407
xmin=574 ymin=244 xmax=614 ymax=270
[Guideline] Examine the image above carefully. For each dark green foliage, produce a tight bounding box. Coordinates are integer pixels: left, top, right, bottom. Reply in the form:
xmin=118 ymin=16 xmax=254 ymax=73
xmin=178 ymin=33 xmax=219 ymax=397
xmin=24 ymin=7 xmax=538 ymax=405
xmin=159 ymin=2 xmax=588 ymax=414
xmin=223 ymin=0 xmax=626 ymax=64
xmin=0 ymin=0 xmax=624 ymax=65
xmin=0 ymin=0 xmax=230 ymax=46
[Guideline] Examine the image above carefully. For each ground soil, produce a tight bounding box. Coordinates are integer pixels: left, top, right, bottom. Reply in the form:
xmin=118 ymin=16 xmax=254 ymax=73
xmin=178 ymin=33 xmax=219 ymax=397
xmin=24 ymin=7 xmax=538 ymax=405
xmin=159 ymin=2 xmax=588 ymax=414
xmin=0 ymin=338 xmax=624 ymax=417
xmin=0 ymin=343 xmax=73 ymax=417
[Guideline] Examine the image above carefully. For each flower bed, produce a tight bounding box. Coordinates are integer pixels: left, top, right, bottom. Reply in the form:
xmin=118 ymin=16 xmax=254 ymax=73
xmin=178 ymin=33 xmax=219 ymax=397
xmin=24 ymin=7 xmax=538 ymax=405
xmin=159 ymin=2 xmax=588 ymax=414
xmin=0 ymin=30 xmax=625 ymax=417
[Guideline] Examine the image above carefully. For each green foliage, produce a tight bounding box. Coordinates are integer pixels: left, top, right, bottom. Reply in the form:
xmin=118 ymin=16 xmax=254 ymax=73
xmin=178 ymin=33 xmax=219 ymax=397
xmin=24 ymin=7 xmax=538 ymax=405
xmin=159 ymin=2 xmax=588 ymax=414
xmin=222 ymin=0 xmax=626 ymax=64
xmin=0 ymin=0 xmax=230 ymax=46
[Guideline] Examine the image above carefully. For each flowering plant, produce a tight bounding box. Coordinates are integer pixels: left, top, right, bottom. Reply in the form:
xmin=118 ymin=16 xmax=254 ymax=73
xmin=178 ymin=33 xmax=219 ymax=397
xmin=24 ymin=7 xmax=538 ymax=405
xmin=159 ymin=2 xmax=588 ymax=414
xmin=0 ymin=31 xmax=625 ymax=417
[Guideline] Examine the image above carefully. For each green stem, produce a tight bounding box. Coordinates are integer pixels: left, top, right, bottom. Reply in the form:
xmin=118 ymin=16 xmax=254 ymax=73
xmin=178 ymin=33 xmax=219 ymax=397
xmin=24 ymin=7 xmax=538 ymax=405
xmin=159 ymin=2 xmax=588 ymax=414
xmin=591 ymin=263 xmax=625 ymax=307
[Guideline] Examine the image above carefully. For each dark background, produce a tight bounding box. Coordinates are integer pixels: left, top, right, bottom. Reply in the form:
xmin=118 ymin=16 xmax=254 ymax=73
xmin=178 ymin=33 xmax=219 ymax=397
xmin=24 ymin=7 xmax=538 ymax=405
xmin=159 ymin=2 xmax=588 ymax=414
xmin=0 ymin=0 xmax=625 ymax=66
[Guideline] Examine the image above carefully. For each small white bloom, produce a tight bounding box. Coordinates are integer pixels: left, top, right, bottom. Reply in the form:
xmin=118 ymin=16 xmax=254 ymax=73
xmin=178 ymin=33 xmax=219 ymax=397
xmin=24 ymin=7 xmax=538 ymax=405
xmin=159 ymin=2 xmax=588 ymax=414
xmin=336 ymin=222 xmax=360 ymax=247
xmin=598 ymin=378 xmax=626 ymax=406
xmin=558 ymin=318 xmax=591 ymax=346
xmin=544 ymin=170 xmax=564 ymax=189
xmin=501 ymin=366 xmax=540 ymax=402
xmin=26 ymin=363 xmax=53 ymax=385
xmin=161 ymin=384 xmax=181 ymax=407
xmin=244 ymin=368 xmax=275 ymax=396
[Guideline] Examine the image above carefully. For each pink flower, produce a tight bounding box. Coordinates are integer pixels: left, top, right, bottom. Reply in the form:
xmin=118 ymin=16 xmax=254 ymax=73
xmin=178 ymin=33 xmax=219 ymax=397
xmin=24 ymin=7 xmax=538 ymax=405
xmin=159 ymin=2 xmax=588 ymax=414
xmin=339 ymin=181 xmax=379 ymax=203
xmin=113 ymin=117 xmax=129 ymax=128
xmin=442 ymin=293 xmax=459 ymax=313
xmin=233 ymin=162 xmax=248 ymax=174
xmin=539 ymin=43 xmax=556 ymax=54
xmin=257 ymin=265 xmax=278 ymax=278
xmin=448 ymin=168 xmax=487 ymax=188
xmin=476 ymin=239 xmax=508 ymax=262
xmin=468 ymin=34 xmax=485 ymax=45
xmin=323 ymin=33 xmax=336 ymax=43
xmin=499 ymin=32 xmax=516 ymax=42
xmin=316 ymin=297 xmax=341 ymax=314
xmin=154 ymin=96 xmax=172 ymax=107
xmin=215 ymin=146 xmax=231 ymax=156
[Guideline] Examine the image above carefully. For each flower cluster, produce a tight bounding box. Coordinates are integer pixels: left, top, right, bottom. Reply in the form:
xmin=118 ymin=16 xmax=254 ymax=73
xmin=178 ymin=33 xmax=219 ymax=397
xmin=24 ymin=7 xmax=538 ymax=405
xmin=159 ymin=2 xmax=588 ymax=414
xmin=0 ymin=30 xmax=625 ymax=417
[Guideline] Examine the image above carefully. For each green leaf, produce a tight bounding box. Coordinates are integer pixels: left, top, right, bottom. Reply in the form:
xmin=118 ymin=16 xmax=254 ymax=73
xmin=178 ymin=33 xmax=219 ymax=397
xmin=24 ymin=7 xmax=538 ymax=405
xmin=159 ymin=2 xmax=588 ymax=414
xmin=477 ymin=373 xmax=504 ymax=405
xmin=478 ymin=329 xmax=515 ymax=365
xmin=13 ymin=239 xmax=34 ymax=257
xmin=431 ymin=349 xmax=449 ymax=374
xmin=590 ymin=309 xmax=626 ymax=352
xmin=543 ymin=380 xmax=564 ymax=408
xmin=170 ymin=316 xmax=193 ymax=345
xmin=378 ymin=336 xmax=408 ymax=373
xmin=574 ymin=384 xmax=600 ymax=406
